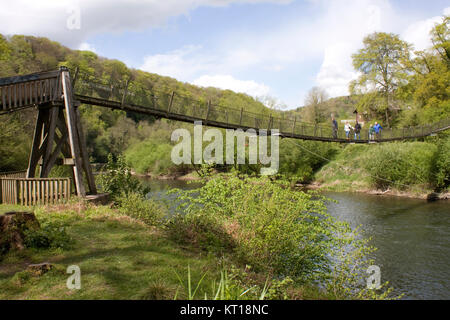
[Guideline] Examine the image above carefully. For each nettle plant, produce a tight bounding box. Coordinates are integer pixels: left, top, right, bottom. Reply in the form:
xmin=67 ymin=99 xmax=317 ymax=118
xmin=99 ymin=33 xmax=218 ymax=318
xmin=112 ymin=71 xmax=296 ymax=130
xmin=97 ymin=154 xmax=149 ymax=200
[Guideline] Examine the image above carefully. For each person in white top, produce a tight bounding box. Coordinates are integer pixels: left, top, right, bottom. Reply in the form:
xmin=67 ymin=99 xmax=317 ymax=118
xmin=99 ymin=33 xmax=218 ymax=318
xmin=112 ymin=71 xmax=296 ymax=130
xmin=344 ymin=121 xmax=353 ymax=140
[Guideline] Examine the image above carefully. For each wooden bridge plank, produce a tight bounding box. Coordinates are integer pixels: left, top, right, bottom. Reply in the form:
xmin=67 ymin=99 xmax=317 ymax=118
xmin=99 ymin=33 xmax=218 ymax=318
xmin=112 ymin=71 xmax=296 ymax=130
xmin=1 ymin=87 xmax=5 ymax=110
xmin=61 ymin=68 xmax=86 ymax=197
xmin=75 ymin=107 xmax=97 ymax=194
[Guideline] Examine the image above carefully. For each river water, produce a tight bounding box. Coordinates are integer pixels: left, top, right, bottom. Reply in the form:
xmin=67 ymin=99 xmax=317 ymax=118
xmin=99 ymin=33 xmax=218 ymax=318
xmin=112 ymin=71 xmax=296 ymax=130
xmin=139 ymin=178 xmax=450 ymax=300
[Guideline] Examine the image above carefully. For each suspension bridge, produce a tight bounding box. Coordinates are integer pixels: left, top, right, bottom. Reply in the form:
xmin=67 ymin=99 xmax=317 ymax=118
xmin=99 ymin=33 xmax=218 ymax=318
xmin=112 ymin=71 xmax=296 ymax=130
xmin=0 ymin=67 xmax=449 ymax=201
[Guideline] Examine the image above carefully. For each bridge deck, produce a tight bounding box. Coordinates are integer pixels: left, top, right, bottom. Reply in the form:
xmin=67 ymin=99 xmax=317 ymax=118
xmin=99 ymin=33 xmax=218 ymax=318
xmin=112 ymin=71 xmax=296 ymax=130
xmin=1 ymin=69 xmax=449 ymax=144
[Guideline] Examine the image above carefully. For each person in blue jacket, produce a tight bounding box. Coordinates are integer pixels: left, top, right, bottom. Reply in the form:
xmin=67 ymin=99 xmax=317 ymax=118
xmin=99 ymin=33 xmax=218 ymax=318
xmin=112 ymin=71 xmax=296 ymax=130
xmin=373 ymin=122 xmax=382 ymax=139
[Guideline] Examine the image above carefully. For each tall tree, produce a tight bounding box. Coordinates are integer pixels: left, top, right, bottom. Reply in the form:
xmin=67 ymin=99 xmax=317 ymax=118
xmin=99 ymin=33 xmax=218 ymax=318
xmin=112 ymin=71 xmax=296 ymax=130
xmin=405 ymin=16 xmax=450 ymax=123
xmin=350 ymin=32 xmax=412 ymax=127
xmin=431 ymin=15 xmax=450 ymax=65
xmin=0 ymin=35 xmax=10 ymax=60
xmin=303 ymin=86 xmax=328 ymax=124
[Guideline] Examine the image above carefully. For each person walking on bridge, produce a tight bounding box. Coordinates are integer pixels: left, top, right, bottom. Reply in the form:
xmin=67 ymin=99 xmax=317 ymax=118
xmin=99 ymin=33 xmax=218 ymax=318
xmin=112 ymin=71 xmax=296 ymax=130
xmin=344 ymin=121 xmax=353 ymax=140
xmin=374 ymin=122 xmax=382 ymax=139
xmin=369 ymin=124 xmax=375 ymax=141
xmin=332 ymin=116 xmax=338 ymax=139
xmin=354 ymin=121 xmax=362 ymax=140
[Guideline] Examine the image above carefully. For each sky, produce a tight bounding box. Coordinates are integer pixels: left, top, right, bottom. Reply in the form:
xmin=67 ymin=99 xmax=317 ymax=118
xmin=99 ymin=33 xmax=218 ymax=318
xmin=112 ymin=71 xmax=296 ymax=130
xmin=0 ymin=0 xmax=449 ymax=109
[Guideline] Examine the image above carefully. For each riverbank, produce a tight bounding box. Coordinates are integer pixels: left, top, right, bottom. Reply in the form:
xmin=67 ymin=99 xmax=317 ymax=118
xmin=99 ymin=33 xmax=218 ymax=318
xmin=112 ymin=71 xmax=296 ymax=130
xmin=133 ymin=170 xmax=449 ymax=200
xmin=138 ymin=178 xmax=450 ymax=299
xmin=131 ymin=170 xmax=202 ymax=181
xmin=305 ymin=181 xmax=450 ymax=200
xmin=312 ymin=141 xmax=449 ymax=200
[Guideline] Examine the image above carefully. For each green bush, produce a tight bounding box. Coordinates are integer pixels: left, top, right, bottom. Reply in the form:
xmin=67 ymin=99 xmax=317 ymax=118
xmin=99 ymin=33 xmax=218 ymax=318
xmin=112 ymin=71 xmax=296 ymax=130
xmin=116 ymin=192 xmax=166 ymax=226
xmin=279 ymin=139 xmax=339 ymax=182
xmin=168 ymin=174 xmax=346 ymax=281
xmin=97 ymin=154 xmax=149 ymax=200
xmin=432 ymin=135 xmax=450 ymax=190
xmin=165 ymin=212 xmax=236 ymax=253
xmin=166 ymin=174 xmax=397 ymax=299
xmin=23 ymin=222 xmax=73 ymax=249
xmin=364 ymin=142 xmax=437 ymax=190
xmin=125 ymin=139 xmax=176 ymax=174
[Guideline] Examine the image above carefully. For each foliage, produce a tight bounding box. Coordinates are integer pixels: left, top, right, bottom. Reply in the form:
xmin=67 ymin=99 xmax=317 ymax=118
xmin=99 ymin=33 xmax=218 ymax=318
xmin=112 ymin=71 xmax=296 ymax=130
xmin=166 ymin=173 xmax=395 ymax=300
xmin=116 ymin=192 xmax=166 ymax=226
xmin=174 ymin=264 xmax=293 ymax=300
xmin=0 ymin=113 xmax=32 ymax=171
xmin=432 ymin=134 xmax=450 ymax=190
xmin=97 ymin=154 xmax=149 ymax=200
xmin=165 ymin=212 xmax=237 ymax=253
xmin=279 ymin=139 xmax=339 ymax=182
xmin=363 ymin=142 xmax=437 ymax=190
xmin=125 ymin=139 xmax=175 ymax=175
xmin=303 ymin=86 xmax=329 ymax=124
xmin=23 ymin=222 xmax=73 ymax=249
xmin=351 ymin=32 xmax=412 ymax=126
xmin=402 ymin=16 xmax=450 ymax=125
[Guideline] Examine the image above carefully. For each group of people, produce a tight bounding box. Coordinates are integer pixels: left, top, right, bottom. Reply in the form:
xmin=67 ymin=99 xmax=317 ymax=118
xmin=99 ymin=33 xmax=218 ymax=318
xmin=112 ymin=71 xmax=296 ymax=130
xmin=331 ymin=117 xmax=382 ymax=141
xmin=368 ymin=122 xmax=383 ymax=140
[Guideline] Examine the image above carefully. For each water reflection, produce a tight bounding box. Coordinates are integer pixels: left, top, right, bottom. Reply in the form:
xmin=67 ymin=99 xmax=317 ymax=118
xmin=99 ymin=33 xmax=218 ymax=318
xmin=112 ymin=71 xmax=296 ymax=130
xmin=323 ymin=192 xmax=450 ymax=300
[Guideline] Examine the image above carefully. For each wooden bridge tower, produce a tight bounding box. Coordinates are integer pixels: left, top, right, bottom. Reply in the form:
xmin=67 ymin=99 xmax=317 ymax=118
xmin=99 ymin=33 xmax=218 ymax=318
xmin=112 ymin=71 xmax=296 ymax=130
xmin=0 ymin=67 xmax=96 ymax=197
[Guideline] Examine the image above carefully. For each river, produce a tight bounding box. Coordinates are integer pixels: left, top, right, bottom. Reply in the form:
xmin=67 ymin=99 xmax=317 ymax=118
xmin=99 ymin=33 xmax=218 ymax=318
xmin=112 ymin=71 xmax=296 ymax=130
xmin=139 ymin=177 xmax=450 ymax=300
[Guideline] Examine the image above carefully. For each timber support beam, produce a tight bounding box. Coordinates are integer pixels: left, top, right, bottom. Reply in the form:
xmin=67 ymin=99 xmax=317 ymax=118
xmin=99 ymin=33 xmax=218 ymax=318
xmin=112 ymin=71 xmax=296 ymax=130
xmin=26 ymin=67 xmax=96 ymax=197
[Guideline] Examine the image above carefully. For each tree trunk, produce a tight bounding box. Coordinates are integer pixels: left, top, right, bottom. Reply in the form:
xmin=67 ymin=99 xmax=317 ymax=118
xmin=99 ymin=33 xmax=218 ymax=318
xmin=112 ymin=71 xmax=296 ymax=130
xmin=385 ymin=94 xmax=390 ymax=128
xmin=0 ymin=212 xmax=40 ymax=253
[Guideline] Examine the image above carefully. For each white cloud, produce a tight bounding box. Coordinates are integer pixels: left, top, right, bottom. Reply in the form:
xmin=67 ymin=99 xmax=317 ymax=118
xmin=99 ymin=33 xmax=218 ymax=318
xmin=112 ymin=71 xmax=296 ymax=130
xmin=140 ymin=0 xmax=449 ymax=106
xmin=314 ymin=2 xmax=448 ymax=100
xmin=316 ymin=43 xmax=359 ymax=98
xmin=78 ymin=42 xmax=97 ymax=53
xmin=0 ymin=0 xmax=291 ymax=47
xmin=140 ymin=45 xmax=218 ymax=80
xmin=2 ymin=0 xmax=448 ymax=108
xmin=402 ymin=7 xmax=449 ymax=52
xmin=193 ymin=74 xmax=270 ymax=97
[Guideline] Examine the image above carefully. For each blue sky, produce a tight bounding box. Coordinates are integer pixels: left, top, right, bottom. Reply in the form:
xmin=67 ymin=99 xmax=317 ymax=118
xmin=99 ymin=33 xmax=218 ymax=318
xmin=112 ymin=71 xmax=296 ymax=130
xmin=1 ymin=0 xmax=449 ymax=109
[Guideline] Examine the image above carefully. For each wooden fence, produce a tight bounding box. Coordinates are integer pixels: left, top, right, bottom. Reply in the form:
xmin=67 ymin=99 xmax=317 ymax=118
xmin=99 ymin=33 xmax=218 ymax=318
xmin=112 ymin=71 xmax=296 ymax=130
xmin=0 ymin=170 xmax=27 ymax=179
xmin=0 ymin=178 xmax=71 ymax=206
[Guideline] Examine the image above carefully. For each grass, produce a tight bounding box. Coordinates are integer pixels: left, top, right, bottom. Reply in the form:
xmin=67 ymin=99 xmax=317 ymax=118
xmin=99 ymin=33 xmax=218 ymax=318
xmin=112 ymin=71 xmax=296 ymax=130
xmin=313 ymin=143 xmax=437 ymax=197
xmin=0 ymin=204 xmax=35 ymax=215
xmin=0 ymin=202 xmax=327 ymax=300
xmin=0 ymin=202 xmax=221 ymax=300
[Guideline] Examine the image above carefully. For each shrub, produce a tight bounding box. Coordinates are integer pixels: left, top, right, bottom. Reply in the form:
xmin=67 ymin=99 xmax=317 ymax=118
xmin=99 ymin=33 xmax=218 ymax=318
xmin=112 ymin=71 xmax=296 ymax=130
xmin=432 ymin=134 xmax=450 ymax=190
xmin=364 ymin=142 xmax=437 ymax=190
xmin=166 ymin=174 xmax=397 ymax=298
xmin=23 ymin=222 xmax=73 ymax=249
xmin=97 ymin=154 xmax=149 ymax=200
xmin=278 ymin=139 xmax=339 ymax=182
xmin=165 ymin=212 xmax=236 ymax=253
xmin=168 ymin=174 xmax=344 ymax=281
xmin=125 ymin=140 xmax=176 ymax=174
xmin=116 ymin=192 xmax=166 ymax=226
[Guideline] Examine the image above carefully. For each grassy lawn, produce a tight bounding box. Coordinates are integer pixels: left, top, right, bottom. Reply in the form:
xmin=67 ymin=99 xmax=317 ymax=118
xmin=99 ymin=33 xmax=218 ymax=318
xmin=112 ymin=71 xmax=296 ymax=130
xmin=0 ymin=203 xmax=221 ymax=300
xmin=0 ymin=204 xmax=34 ymax=215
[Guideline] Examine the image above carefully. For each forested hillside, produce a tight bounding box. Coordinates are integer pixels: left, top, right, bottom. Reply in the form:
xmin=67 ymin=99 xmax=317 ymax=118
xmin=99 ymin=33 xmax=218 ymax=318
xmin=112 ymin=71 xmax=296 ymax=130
xmin=0 ymin=33 xmax=272 ymax=171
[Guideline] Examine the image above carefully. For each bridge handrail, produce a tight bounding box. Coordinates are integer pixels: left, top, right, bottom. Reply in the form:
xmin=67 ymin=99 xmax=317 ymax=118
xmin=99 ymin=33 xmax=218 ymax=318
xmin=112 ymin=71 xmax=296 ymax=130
xmin=1 ymin=69 xmax=448 ymax=142
xmin=73 ymin=70 xmax=450 ymax=140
